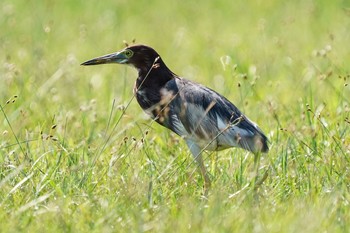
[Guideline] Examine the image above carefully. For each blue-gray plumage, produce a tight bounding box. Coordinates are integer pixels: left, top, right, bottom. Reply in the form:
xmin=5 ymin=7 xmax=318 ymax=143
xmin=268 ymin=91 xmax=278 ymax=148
xmin=81 ymin=44 xmax=268 ymax=189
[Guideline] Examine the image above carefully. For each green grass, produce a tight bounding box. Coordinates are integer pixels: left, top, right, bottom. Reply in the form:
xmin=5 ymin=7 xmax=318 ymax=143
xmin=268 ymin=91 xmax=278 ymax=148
xmin=1 ymin=0 xmax=350 ymax=232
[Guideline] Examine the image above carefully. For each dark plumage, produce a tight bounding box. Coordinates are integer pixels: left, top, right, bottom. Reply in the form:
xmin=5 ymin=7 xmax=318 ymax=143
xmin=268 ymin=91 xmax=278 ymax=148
xmin=82 ymin=44 xmax=268 ymax=189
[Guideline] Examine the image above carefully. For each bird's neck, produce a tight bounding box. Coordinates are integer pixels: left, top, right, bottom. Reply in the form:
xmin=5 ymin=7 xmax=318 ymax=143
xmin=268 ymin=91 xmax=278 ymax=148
xmin=135 ymin=61 xmax=175 ymax=91
xmin=133 ymin=63 xmax=175 ymax=112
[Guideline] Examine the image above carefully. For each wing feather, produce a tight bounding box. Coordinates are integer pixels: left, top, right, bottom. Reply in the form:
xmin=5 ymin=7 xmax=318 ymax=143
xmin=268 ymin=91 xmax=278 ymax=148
xmin=162 ymin=77 xmax=268 ymax=153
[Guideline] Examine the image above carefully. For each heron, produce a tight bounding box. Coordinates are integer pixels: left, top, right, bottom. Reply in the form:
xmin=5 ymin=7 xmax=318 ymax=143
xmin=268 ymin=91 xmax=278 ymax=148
xmin=81 ymin=44 xmax=268 ymax=192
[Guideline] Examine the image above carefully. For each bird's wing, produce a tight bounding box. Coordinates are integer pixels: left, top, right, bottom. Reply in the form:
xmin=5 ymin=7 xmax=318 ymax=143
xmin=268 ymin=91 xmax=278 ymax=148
xmin=163 ymin=78 xmax=268 ymax=153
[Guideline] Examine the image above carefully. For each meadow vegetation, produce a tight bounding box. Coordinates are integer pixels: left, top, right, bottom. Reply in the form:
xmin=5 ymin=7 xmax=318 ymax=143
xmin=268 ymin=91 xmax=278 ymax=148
xmin=1 ymin=0 xmax=349 ymax=232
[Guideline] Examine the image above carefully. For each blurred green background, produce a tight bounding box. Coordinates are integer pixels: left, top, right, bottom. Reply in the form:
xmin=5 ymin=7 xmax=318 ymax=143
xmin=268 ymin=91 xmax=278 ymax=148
xmin=1 ymin=0 xmax=350 ymax=232
xmin=2 ymin=0 xmax=349 ymax=117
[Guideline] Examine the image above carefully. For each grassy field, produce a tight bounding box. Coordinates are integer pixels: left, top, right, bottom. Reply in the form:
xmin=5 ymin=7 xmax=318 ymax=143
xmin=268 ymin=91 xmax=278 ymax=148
xmin=1 ymin=0 xmax=350 ymax=232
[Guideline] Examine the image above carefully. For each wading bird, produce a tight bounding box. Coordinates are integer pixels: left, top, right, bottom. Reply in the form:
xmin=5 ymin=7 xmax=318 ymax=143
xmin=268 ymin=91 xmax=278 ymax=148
xmin=81 ymin=45 xmax=268 ymax=191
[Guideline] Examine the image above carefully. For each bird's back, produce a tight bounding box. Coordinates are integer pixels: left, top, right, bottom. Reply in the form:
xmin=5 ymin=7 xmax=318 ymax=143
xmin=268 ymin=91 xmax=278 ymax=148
xmin=158 ymin=77 xmax=268 ymax=153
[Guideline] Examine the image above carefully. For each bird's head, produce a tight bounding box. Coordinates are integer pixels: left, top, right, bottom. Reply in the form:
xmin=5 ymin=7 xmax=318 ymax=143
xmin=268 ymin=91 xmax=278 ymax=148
xmin=81 ymin=45 xmax=162 ymax=72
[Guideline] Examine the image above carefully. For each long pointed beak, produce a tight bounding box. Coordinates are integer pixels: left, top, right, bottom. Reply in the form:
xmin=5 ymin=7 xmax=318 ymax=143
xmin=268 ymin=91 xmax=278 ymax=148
xmin=81 ymin=52 xmax=128 ymax=66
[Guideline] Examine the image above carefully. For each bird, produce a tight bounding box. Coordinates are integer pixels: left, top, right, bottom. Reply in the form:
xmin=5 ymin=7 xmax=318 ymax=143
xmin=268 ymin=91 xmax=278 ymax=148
xmin=81 ymin=44 xmax=268 ymax=191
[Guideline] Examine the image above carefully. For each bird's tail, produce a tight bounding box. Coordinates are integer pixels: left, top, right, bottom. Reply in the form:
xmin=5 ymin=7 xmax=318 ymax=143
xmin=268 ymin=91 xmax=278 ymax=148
xmin=238 ymin=132 xmax=269 ymax=154
xmin=235 ymin=116 xmax=269 ymax=154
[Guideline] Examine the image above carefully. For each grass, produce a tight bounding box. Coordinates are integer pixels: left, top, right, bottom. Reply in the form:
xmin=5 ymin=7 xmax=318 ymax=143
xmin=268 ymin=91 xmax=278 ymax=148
xmin=1 ymin=0 xmax=350 ymax=232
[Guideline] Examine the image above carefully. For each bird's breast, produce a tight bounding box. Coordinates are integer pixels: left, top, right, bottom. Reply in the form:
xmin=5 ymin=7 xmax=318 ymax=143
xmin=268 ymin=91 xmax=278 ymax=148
xmin=135 ymin=88 xmax=159 ymax=109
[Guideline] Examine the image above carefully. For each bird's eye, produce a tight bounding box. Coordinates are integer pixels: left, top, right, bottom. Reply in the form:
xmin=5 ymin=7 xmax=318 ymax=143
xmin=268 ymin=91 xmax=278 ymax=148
xmin=124 ymin=49 xmax=133 ymax=58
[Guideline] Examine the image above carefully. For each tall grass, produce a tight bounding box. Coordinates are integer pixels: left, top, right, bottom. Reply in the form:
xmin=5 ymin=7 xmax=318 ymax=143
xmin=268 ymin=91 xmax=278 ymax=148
xmin=1 ymin=0 xmax=349 ymax=232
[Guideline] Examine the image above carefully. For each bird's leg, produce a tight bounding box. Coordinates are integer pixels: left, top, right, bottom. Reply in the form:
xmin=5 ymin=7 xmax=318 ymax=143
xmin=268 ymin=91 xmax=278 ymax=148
xmin=196 ymin=154 xmax=211 ymax=193
xmin=186 ymin=141 xmax=211 ymax=194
